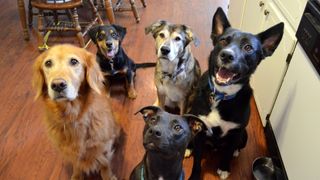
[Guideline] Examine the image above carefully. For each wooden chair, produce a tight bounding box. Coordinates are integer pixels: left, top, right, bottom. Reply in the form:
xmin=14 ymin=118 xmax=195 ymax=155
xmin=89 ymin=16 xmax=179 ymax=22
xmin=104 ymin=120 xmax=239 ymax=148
xmin=113 ymin=0 xmax=146 ymax=23
xmin=30 ymin=0 xmax=103 ymax=50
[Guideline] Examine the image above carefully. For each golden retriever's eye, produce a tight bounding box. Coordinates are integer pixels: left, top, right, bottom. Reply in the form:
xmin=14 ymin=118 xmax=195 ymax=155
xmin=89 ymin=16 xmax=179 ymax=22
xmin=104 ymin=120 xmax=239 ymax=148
xmin=243 ymin=44 xmax=253 ymax=53
xmin=44 ymin=60 xmax=52 ymax=68
xmin=70 ymin=58 xmax=79 ymax=66
xmin=175 ymin=36 xmax=181 ymax=41
xmin=159 ymin=33 xmax=165 ymax=39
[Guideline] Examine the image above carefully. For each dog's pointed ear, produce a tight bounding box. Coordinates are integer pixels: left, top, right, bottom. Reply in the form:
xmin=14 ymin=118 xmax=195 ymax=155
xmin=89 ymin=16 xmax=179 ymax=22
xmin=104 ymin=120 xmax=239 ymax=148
xmin=32 ymin=51 xmax=49 ymax=100
xmin=257 ymin=22 xmax=284 ymax=57
xmin=211 ymin=7 xmax=230 ymax=45
xmin=183 ymin=114 xmax=207 ymax=136
xmin=145 ymin=20 xmax=167 ymax=38
xmin=182 ymin=25 xmax=200 ymax=47
xmin=112 ymin=24 xmax=127 ymax=40
xmin=135 ymin=106 xmax=162 ymax=121
xmin=88 ymin=25 xmax=101 ymax=44
xmin=85 ymin=50 xmax=104 ymax=94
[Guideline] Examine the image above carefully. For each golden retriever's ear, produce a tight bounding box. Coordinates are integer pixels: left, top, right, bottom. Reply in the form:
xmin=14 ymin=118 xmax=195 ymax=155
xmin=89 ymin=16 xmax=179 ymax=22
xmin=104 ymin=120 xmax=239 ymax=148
xmin=85 ymin=51 xmax=104 ymax=94
xmin=32 ymin=52 xmax=46 ymax=100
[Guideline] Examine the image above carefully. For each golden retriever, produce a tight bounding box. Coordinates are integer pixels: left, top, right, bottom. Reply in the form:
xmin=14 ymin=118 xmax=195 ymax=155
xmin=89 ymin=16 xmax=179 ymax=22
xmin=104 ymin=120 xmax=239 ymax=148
xmin=33 ymin=44 xmax=120 ymax=180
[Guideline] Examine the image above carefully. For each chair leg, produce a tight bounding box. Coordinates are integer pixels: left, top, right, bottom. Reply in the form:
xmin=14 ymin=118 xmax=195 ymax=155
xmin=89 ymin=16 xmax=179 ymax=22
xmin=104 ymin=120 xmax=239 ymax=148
xmin=37 ymin=9 xmax=45 ymax=49
xmin=88 ymin=0 xmax=103 ymax=24
xmin=140 ymin=0 xmax=146 ymax=7
xmin=71 ymin=8 xmax=85 ymax=47
xmin=129 ymin=0 xmax=140 ymax=23
xmin=28 ymin=0 xmax=33 ymax=27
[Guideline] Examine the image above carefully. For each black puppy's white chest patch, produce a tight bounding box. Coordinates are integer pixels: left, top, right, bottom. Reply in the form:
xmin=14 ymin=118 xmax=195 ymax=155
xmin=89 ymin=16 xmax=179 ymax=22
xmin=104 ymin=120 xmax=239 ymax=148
xmin=199 ymin=109 xmax=240 ymax=137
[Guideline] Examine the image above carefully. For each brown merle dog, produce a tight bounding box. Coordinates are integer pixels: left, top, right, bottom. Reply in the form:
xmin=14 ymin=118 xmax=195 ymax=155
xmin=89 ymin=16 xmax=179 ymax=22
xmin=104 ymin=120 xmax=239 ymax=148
xmin=89 ymin=24 xmax=155 ymax=99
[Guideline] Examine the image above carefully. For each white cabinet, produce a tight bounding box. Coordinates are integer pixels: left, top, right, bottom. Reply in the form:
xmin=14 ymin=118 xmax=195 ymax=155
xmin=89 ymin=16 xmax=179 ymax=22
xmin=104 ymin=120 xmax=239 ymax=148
xmin=228 ymin=0 xmax=297 ymax=125
xmin=251 ymin=2 xmax=296 ymax=125
xmin=269 ymin=44 xmax=320 ymax=180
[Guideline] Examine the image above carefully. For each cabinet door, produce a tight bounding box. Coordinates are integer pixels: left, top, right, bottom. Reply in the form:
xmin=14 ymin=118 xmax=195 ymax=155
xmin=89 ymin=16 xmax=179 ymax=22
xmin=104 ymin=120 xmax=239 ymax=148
xmin=251 ymin=2 xmax=296 ymax=125
xmin=269 ymin=44 xmax=320 ymax=179
xmin=241 ymin=0 xmax=266 ymax=33
xmin=228 ymin=0 xmax=247 ymax=29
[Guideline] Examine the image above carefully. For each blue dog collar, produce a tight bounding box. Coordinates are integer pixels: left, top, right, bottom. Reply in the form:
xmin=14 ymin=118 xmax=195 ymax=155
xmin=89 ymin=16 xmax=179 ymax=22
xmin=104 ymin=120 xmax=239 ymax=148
xmin=141 ymin=165 xmax=184 ymax=180
xmin=208 ymin=77 xmax=237 ymax=101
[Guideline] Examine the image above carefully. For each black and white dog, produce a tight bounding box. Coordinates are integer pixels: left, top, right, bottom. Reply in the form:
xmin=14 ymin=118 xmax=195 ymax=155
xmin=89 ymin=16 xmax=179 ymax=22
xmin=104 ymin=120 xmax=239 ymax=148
xmin=188 ymin=7 xmax=284 ymax=179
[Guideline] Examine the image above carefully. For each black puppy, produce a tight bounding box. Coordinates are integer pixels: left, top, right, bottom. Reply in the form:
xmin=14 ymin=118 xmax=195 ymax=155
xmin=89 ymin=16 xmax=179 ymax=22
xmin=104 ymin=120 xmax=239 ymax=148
xmin=89 ymin=24 xmax=155 ymax=99
xmin=188 ymin=8 xmax=284 ymax=179
xmin=130 ymin=106 xmax=205 ymax=180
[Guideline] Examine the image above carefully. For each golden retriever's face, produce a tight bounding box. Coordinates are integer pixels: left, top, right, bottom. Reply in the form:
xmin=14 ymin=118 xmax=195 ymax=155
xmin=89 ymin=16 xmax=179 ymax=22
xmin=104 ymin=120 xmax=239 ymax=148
xmin=33 ymin=44 xmax=103 ymax=101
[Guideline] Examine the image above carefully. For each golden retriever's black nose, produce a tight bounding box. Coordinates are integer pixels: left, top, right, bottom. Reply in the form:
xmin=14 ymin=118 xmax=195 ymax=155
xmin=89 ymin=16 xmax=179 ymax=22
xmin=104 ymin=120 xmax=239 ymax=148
xmin=51 ymin=79 xmax=67 ymax=92
xmin=160 ymin=46 xmax=170 ymax=55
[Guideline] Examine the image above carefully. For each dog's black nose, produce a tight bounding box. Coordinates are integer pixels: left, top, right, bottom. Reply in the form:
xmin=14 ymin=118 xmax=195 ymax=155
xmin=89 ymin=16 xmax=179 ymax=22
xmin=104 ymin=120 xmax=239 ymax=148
xmin=148 ymin=128 xmax=162 ymax=137
xmin=51 ymin=79 xmax=67 ymax=92
xmin=220 ymin=50 xmax=235 ymax=62
xmin=106 ymin=41 xmax=112 ymax=48
xmin=160 ymin=46 xmax=170 ymax=55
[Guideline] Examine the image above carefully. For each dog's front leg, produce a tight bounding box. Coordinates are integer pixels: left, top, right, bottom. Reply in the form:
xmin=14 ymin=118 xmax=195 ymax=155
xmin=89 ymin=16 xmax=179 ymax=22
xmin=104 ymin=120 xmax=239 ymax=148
xmin=189 ymin=133 xmax=205 ymax=180
xmin=156 ymin=91 xmax=166 ymax=109
xmin=71 ymin=165 xmax=84 ymax=180
xmin=179 ymin=100 xmax=186 ymax=115
xmin=126 ymin=71 xmax=137 ymax=99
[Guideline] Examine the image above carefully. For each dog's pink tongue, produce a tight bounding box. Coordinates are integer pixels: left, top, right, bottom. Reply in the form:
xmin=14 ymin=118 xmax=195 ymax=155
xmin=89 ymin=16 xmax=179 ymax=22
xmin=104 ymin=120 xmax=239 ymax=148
xmin=218 ymin=68 xmax=234 ymax=79
xmin=107 ymin=50 xmax=115 ymax=57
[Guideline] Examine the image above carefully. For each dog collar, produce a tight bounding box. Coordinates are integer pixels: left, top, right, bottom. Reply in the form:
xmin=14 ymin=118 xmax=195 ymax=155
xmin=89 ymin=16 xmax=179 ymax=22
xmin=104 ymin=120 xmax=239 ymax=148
xmin=161 ymin=56 xmax=187 ymax=81
xmin=208 ymin=77 xmax=237 ymax=101
xmin=140 ymin=165 xmax=184 ymax=180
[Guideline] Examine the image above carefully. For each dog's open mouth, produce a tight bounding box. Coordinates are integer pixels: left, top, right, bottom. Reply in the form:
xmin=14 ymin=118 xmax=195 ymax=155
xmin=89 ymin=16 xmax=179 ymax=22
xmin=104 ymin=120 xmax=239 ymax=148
xmin=215 ymin=67 xmax=240 ymax=85
xmin=106 ymin=49 xmax=115 ymax=58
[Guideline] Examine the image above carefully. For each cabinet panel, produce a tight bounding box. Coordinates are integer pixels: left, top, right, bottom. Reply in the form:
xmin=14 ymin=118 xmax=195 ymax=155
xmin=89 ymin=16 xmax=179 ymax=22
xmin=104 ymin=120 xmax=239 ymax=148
xmin=228 ymin=0 xmax=247 ymax=29
xmin=272 ymin=0 xmax=307 ymax=30
xmin=241 ymin=0 xmax=266 ymax=33
xmin=251 ymin=2 xmax=296 ymax=125
xmin=269 ymin=44 xmax=320 ymax=180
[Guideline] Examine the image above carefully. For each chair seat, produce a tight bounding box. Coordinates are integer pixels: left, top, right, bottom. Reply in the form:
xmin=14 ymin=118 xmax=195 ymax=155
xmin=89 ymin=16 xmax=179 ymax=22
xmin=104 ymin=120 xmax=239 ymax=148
xmin=31 ymin=0 xmax=82 ymax=10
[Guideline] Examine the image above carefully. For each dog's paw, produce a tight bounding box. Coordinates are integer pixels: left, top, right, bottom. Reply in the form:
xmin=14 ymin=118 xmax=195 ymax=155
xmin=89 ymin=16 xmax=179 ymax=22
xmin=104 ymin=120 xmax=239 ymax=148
xmin=110 ymin=175 xmax=118 ymax=180
xmin=128 ymin=89 xmax=137 ymax=99
xmin=233 ymin=150 xmax=240 ymax=157
xmin=184 ymin=149 xmax=192 ymax=158
xmin=217 ymin=169 xmax=230 ymax=179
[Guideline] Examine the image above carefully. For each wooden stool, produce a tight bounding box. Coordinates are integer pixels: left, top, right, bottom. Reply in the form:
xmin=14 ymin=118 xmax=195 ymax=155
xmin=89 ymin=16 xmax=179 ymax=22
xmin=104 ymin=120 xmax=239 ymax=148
xmin=30 ymin=0 xmax=103 ymax=50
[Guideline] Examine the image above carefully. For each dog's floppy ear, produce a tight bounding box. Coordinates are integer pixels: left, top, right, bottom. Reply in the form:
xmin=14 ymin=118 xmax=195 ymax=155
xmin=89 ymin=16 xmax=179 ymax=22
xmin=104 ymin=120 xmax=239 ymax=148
xmin=88 ymin=25 xmax=101 ymax=44
xmin=183 ymin=114 xmax=207 ymax=136
xmin=32 ymin=51 xmax=48 ymax=100
xmin=257 ymin=22 xmax=284 ymax=57
xmin=182 ymin=25 xmax=200 ymax=47
xmin=84 ymin=50 xmax=104 ymax=94
xmin=112 ymin=24 xmax=127 ymax=40
xmin=135 ymin=106 xmax=162 ymax=121
xmin=145 ymin=20 xmax=167 ymax=38
xmin=211 ymin=7 xmax=230 ymax=45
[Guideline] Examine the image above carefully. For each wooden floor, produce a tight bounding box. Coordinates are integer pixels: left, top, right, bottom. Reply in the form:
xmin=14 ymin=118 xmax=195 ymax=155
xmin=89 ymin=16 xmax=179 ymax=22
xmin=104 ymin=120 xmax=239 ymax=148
xmin=0 ymin=0 xmax=268 ymax=179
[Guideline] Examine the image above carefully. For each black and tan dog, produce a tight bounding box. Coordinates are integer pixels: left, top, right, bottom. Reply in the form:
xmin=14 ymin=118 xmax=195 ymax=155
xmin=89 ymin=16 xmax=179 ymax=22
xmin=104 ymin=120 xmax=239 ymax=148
xmin=188 ymin=8 xmax=284 ymax=179
xmin=130 ymin=106 xmax=205 ymax=180
xmin=89 ymin=24 xmax=155 ymax=99
xmin=145 ymin=20 xmax=201 ymax=114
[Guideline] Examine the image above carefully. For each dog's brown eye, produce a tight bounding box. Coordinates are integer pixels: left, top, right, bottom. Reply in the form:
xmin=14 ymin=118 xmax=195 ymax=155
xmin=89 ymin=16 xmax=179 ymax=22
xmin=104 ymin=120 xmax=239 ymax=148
xmin=111 ymin=33 xmax=117 ymax=38
xmin=175 ymin=36 xmax=181 ymax=41
xmin=219 ymin=38 xmax=228 ymax=46
xmin=44 ymin=60 xmax=52 ymax=68
xmin=159 ymin=33 xmax=165 ymax=38
xmin=174 ymin=125 xmax=182 ymax=132
xmin=70 ymin=58 xmax=79 ymax=66
xmin=244 ymin=44 xmax=253 ymax=52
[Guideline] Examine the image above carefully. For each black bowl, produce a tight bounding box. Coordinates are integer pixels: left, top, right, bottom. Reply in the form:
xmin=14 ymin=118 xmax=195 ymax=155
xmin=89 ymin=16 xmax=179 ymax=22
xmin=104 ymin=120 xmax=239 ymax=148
xmin=252 ymin=157 xmax=284 ymax=180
